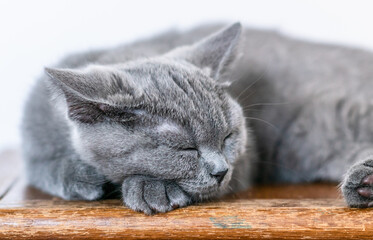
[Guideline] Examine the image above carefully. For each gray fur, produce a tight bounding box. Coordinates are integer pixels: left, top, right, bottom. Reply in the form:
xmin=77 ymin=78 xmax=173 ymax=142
xmin=21 ymin=23 xmax=250 ymax=214
xmin=226 ymin=24 xmax=373 ymax=208
xmin=22 ymin=22 xmax=373 ymax=213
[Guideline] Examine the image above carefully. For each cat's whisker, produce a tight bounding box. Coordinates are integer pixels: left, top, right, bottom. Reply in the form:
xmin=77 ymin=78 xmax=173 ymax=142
xmin=244 ymin=116 xmax=278 ymax=131
xmin=235 ymin=77 xmax=262 ymax=101
xmin=234 ymin=67 xmax=268 ymax=101
xmin=224 ymin=185 xmax=240 ymax=198
xmin=238 ymin=89 xmax=258 ymax=104
xmin=241 ymin=102 xmax=289 ymax=111
xmin=242 ymin=108 xmax=261 ymax=112
xmin=227 ymin=71 xmax=247 ymax=86
xmin=230 ymin=176 xmax=250 ymax=189
xmin=104 ymin=187 xmax=122 ymax=199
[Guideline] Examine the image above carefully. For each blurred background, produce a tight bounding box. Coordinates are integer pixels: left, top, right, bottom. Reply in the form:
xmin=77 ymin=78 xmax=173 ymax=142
xmin=1 ymin=0 xmax=373 ymax=152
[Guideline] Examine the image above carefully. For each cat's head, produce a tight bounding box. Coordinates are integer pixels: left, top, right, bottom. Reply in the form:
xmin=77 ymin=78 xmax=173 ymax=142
xmin=46 ymin=23 xmax=252 ymax=200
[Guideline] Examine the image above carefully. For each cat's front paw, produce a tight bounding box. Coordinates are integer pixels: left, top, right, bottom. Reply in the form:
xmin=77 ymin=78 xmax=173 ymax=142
xmin=122 ymin=176 xmax=191 ymax=215
xmin=342 ymin=159 xmax=373 ymax=207
xmin=60 ymin=162 xmax=106 ymax=201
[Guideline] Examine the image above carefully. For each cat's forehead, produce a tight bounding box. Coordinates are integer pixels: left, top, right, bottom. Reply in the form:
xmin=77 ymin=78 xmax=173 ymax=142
xmin=156 ymin=121 xmax=182 ymax=133
xmin=123 ymin=59 xmax=209 ymax=82
xmin=116 ymin=59 xmax=232 ymax=139
xmin=128 ymin=60 xmax=219 ymax=96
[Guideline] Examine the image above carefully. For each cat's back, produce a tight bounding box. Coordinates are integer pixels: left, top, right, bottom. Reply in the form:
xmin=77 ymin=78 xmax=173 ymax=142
xmin=236 ymin=27 xmax=373 ymax=97
xmin=232 ymin=27 xmax=373 ymax=182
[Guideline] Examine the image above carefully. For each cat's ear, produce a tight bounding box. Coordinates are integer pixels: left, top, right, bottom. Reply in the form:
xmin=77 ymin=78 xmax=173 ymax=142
xmin=45 ymin=67 xmax=141 ymax=123
xmin=45 ymin=67 xmax=94 ymax=98
xmin=168 ymin=22 xmax=242 ymax=80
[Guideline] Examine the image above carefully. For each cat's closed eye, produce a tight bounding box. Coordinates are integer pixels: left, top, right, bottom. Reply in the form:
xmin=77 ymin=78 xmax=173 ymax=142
xmin=222 ymin=132 xmax=233 ymax=146
xmin=181 ymin=147 xmax=198 ymax=152
xmin=180 ymin=147 xmax=199 ymax=158
xmin=222 ymin=132 xmax=237 ymax=158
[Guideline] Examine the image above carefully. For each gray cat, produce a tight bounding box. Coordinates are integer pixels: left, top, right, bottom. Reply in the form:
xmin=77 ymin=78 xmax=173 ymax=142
xmin=21 ymin=22 xmax=373 ymax=214
xmin=21 ymin=23 xmax=252 ymax=215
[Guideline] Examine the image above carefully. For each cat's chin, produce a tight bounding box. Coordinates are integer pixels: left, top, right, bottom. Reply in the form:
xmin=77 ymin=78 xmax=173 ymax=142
xmin=188 ymin=185 xmax=230 ymax=202
xmin=177 ymin=181 xmax=230 ymax=202
xmin=176 ymin=168 xmax=233 ymax=201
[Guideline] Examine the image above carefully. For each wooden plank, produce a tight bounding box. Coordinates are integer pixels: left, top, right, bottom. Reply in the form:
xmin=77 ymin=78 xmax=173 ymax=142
xmin=0 ymin=151 xmax=364 ymax=239
xmin=0 ymin=150 xmax=21 ymax=200
xmin=226 ymin=182 xmax=341 ymax=199
xmin=0 ymin=198 xmax=371 ymax=240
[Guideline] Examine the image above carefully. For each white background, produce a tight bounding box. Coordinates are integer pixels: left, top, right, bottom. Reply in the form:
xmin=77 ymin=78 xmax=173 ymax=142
xmin=1 ymin=0 xmax=373 ymax=151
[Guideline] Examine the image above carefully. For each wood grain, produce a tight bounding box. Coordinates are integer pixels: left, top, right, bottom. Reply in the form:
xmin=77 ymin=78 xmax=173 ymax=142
xmin=0 ymin=150 xmax=369 ymax=240
xmin=226 ymin=182 xmax=341 ymax=199
xmin=0 ymin=199 xmax=371 ymax=240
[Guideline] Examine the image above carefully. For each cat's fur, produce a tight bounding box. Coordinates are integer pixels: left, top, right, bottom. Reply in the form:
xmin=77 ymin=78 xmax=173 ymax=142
xmin=21 ymin=22 xmax=373 ymax=214
xmin=21 ymin=24 xmax=252 ymax=214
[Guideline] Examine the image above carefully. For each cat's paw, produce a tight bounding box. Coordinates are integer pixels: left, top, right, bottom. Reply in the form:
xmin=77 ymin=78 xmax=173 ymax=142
xmin=342 ymin=159 xmax=373 ymax=207
xmin=122 ymin=176 xmax=191 ymax=215
xmin=60 ymin=161 xmax=106 ymax=201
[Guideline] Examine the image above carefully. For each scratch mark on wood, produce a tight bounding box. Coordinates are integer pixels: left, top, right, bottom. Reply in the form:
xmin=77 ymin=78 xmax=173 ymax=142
xmin=210 ymin=216 xmax=252 ymax=229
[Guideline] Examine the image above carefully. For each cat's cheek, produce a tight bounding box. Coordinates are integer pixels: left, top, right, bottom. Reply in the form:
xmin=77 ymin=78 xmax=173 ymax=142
xmin=223 ymin=140 xmax=239 ymax=164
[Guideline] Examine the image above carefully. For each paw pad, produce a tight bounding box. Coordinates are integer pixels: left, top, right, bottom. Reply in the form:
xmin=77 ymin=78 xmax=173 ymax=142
xmin=342 ymin=160 xmax=373 ymax=208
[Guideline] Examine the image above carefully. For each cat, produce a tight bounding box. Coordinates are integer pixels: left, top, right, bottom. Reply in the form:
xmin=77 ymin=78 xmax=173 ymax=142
xmin=21 ymin=23 xmax=252 ymax=215
xmin=21 ymin=22 xmax=373 ymax=215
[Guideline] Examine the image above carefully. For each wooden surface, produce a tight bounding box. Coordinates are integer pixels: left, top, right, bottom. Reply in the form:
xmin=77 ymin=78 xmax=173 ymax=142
xmin=0 ymin=150 xmax=372 ymax=239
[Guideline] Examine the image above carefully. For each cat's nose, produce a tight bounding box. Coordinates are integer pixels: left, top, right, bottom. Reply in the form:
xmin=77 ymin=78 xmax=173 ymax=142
xmin=210 ymin=169 xmax=228 ymax=184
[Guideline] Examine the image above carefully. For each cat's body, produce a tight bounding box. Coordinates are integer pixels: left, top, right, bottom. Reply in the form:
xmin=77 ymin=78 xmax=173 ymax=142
xmin=21 ymin=23 xmax=373 ymax=213
xmin=230 ymin=27 xmax=373 ymax=184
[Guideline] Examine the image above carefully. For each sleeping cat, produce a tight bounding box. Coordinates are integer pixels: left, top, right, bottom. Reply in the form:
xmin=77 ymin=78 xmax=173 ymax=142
xmin=21 ymin=23 xmax=373 ymax=214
